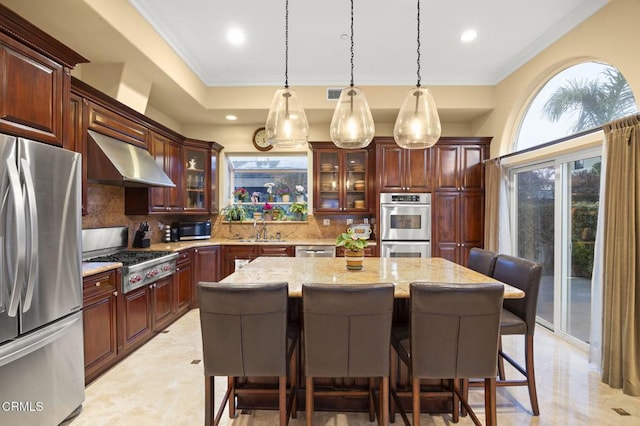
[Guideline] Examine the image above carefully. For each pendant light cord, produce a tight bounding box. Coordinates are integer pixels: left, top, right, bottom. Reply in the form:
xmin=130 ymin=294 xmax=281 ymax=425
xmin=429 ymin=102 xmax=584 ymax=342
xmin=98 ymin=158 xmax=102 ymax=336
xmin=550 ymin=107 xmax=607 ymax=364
xmin=350 ymin=0 xmax=354 ymax=87
xmin=416 ymin=0 xmax=421 ymax=87
xmin=284 ymin=0 xmax=289 ymax=88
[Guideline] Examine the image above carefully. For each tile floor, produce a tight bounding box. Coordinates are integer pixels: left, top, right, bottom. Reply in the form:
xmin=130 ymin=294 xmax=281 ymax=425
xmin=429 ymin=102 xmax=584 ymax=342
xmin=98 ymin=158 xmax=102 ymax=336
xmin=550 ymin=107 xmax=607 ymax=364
xmin=69 ymin=309 xmax=639 ymax=425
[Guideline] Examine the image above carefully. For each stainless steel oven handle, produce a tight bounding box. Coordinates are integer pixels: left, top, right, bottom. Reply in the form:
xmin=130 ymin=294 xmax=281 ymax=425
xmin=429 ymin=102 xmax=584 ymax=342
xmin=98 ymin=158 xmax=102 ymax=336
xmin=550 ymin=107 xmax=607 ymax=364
xmin=20 ymin=158 xmax=38 ymax=312
xmin=5 ymin=158 xmax=26 ymax=317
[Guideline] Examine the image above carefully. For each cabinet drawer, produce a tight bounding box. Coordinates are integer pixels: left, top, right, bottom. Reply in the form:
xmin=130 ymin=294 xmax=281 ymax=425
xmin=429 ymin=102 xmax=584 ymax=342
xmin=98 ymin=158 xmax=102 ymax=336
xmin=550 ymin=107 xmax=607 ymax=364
xmin=258 ymin=245 xmax=294 ymax=257
xmin=83 ymin=271 xmax=117 ymax=301
xmin=177 ymin=249 xmax=193 ymax=265
xmin=87 ymin=102 xmax=147 ymax=148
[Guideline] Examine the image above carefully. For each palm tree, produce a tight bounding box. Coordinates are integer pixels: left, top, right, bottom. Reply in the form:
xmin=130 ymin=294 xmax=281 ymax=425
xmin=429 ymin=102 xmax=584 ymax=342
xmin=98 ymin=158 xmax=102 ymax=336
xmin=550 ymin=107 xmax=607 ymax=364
xmin=542 ymin=68 xmax=637 ymax=132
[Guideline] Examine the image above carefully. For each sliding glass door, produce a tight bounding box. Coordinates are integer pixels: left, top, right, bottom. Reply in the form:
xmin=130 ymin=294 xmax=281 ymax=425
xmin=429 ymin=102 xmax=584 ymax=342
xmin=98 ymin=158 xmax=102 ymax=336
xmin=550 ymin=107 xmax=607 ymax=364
xmin=511 ymin=150 xmax=601 ymax=346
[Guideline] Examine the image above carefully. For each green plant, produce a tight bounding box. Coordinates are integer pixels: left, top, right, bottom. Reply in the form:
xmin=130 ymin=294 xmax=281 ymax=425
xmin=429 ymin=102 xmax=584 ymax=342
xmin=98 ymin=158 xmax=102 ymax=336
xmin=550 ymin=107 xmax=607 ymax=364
xmin=222 ymin=204 xmax=246 ymax=221
xmin=289 ymin=202 xmax=308 ymax=215
xmin=336 ymin=229 xmax=368 ymax=252
xmin=271 ymin=206 xmax=286 ymax=220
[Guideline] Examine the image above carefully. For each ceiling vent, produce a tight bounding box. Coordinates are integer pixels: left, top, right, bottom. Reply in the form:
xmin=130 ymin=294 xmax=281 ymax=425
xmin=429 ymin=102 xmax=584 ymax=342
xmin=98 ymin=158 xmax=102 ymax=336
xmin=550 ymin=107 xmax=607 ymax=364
xmin=327 ymin=88 xmax=342 ymax=101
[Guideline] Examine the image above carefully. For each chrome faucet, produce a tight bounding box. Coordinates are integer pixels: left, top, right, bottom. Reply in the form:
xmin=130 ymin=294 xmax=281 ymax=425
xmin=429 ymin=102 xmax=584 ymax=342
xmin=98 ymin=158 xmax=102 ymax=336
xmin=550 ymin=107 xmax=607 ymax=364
xmin=253 ymin=218 xmax=267 ymax=240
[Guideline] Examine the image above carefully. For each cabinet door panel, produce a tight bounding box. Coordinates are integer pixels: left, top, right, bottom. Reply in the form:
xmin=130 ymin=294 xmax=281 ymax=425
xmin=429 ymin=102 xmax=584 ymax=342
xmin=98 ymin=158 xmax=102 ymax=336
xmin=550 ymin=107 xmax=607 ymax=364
xmin=122 ymin=287 xmax=151 ymax=350
xmin=0 ymin=39 xmax=63 ymax=144
xmin=151 ymin=277 xmax=173 ymax=330
xmin=148 ymin=134 xmax=166 ymax=210
xmin=434 ymin=145 xmax=460 ymax=190
xmin=433 ymin=192 xmax=459 ymax=244
xmin=165 ymin=140 xmax=182 ymax=209
xmin=461 ymin=145 xmax=484 ymax=190
xmin=460 ymin=191 xmax=484 ymax=253
xmin=406 ymin=148 xmax=431 ymax=192
xmin=175 ymin=261 xmax=192 ymax=315
xmin=378 ymin=144 xmax=404 ymax=192
xmin=87 ymin=102 xmax=147 ymax=147
xmin=83 ymin=293 xmax=117 ymax=382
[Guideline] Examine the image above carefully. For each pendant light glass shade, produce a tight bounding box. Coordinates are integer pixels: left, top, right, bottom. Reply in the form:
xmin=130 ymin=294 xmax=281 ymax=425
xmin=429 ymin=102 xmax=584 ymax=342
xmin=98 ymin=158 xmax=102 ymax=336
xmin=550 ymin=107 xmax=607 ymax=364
xmin=330 ymin=86 xmax=375 ymax=149
xmin=265 ymin=0 xmax=308 ymax=149
xmin=393 ymin=86 xmax=441 ymax=149
xmin=265 ymin=87 xmax=309 ymax=149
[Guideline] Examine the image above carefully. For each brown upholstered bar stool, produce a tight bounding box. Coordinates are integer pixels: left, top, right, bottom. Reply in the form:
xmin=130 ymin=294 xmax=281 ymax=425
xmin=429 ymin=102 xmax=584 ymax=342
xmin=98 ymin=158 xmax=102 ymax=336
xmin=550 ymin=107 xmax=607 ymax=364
xmin=197 ymin=282 xmax=299 ymax=426
xmin=492 ymin=254 xmax=543 ymax=416
xmin=390 ymin=282 xmax=504 ymax=426
xmin=467 ymin=247 xmax=498 ymax=277
xmin=302 ymin=283 xmax=394 ymax=426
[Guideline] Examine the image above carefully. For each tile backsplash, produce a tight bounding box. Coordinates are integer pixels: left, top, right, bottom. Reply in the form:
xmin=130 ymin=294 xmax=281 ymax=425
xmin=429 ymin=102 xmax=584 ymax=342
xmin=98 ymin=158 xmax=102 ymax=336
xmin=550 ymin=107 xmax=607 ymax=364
xmin=82 ymin=184 xmax=372 ymax=247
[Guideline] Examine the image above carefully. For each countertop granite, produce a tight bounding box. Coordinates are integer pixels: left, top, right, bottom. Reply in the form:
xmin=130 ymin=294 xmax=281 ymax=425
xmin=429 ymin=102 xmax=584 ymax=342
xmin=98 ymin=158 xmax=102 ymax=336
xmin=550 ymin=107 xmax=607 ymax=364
xmin=148 ymin=238 xmax=365 ymax=252
xmin=82 ymin=262 xmax=122 ymax=277
xmin=219 ymin=257 xmax=525 ymax=299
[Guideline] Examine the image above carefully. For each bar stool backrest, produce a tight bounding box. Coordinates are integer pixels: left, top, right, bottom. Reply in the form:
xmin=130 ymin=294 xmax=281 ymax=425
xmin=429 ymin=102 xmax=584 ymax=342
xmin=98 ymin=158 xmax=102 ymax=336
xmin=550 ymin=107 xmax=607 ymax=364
xmin=467 ymin=247 xmax=498 ymax=277
xmin=410 ymin=282 xmax=504 ymax=379
xmin=198 ymin=281 xmax=289 ymax=377
xmin=303 ymin=283 xmax=394 ymax=378
xmin=492 ymin=255 xmax=543 ymax=335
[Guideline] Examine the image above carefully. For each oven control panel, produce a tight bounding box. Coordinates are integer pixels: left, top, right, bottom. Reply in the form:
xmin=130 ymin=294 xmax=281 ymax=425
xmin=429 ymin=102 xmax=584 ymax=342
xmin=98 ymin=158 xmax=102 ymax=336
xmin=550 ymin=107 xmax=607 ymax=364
xmin=380 ymin=193 xmax=431 ymax=204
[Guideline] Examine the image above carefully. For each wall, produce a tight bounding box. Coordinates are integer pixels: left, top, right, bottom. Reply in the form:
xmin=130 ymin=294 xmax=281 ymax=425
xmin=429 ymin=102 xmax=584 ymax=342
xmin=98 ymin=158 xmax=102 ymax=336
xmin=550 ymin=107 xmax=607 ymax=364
xmin=480 ymin=0 xmax=640 ymax=158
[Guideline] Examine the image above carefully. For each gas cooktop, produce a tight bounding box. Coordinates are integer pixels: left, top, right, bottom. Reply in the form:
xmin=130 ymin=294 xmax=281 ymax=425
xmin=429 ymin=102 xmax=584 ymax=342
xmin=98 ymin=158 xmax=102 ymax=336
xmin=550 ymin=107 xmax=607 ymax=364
xmin=86 ymin=250 xmax=175 ymax=267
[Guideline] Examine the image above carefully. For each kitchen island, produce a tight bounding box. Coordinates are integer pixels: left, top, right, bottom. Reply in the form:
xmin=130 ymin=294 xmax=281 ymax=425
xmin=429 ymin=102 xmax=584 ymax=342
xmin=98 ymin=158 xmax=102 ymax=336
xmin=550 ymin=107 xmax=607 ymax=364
xmin=220 ymin=256 xmax=524 ymax=298
xmin=215 ymin=256 xmax=522 ymax=416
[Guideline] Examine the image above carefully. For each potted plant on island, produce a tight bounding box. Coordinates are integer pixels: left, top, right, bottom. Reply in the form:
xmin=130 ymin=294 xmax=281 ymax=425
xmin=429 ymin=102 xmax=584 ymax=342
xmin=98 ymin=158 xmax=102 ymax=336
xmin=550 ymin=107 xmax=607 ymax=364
xmin=336 ymin=228 xmax=368 ymax=271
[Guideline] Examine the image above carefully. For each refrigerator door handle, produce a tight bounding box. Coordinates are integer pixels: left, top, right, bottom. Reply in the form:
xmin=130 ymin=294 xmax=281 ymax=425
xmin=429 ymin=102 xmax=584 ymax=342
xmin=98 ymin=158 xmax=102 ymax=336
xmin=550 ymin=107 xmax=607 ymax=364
xmin=0 ymin=312 xmax=81 ymax=368
xmin=20 ymin=158 xmax=38 ymax=312
xmin=4 ymin=158 xmax=26 ymax=317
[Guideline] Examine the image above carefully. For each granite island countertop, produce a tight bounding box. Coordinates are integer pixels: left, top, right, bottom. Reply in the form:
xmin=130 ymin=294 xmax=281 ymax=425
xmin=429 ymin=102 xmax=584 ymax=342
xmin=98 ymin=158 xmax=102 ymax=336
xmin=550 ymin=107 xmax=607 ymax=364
xmin=219 ymin=257 xmax=524 ymax=299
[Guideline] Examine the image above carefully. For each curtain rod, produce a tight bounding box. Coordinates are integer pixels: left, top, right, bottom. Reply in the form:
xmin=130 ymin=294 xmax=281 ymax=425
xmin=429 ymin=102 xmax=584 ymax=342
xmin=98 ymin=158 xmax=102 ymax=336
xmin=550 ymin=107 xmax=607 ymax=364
xmin=483 ymin=127 xmax=602 ymax=164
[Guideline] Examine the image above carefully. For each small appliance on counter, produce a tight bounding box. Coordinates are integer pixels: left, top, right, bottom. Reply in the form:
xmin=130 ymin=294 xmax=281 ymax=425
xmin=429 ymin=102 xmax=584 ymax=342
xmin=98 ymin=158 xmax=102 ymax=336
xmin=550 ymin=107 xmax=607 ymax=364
xmin=173 ymin=220 xmax=211 ymax=241
xmin=132 ymin=221 xmax=151 ymax=248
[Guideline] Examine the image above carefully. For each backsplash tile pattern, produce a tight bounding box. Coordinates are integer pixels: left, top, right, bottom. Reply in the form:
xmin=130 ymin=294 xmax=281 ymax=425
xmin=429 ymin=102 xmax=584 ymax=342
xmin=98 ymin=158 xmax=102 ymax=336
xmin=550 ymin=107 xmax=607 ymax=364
xmin=82 ymin=184 xmax=371 ymax=246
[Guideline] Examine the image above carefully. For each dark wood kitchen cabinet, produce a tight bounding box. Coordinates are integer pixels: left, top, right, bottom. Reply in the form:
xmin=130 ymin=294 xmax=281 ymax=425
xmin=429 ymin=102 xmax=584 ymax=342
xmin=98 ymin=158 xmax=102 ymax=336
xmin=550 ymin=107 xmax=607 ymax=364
xmin=86 ymin=101 xmax=147 ymax=148
xmin=175 ymin=249 xmax=193 ymax=314
xmin=83 ymin=269 xmax=118 ymax=384
xmin=183 ymin=142 xmax=210 ymax=213
xmin=221 ymin=244 xmax=294 ymax=278
xmin=0 ymin=5 xmax=86 ymax=146
xmin=376 ymin=138 xmax=431 ymax=193
xmin=150 ymin=275 xmax=173 ymax=331
xmin=431 ymin=138 xmax=490 ymax=266
xmin=310 ymin=142 xmax=374 ymax=214
xmin=193 ymin=245 xmax=220 ymax=307
xmin=148 ymin=132 xmax=183 ymax=212
xmin=120 ymin=285 xmax=152 ymax=353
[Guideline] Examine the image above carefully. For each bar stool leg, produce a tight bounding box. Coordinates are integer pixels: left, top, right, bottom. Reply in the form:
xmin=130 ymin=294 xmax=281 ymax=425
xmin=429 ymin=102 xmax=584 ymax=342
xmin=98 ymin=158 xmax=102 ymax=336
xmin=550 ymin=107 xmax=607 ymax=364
xmin=525 ymin=335 xmax=540 ymax=416
xmin=205 ymin=375 xmax=214 ymax=426
xmin=452 ymin=378 xmax=460 ymax=423
xmin=412 ymin=378 xmax=420 ymax=426
xmin=381 ymin=376 xmax=389 ymax=426
xmin=228 ymin=377 xmax=235 ymax=419
xmin=497 ymin=338 xmax=506 ymax=380
xmin=369 ymin=377 xmax=375 ymax=422
xmin=306 ymin=376 xmax=313 ymax=426
xmin=390 ymin=348 xmax=397 ymax=423
xmin=485 ymin=377 xmax=497 ymax=426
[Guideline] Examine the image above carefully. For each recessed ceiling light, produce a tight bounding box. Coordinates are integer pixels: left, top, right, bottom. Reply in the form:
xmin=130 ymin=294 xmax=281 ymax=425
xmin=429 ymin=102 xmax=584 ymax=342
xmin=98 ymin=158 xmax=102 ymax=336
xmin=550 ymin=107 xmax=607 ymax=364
xmin=460 ymin=29 xmax=477 ymax=42
xmin=227 ymin=27 xmax=246 ymax=46
xmin=339 ymin=33 xmax=349 ymax=41
xmin=225 ymin=114 xmax=238 ymax=121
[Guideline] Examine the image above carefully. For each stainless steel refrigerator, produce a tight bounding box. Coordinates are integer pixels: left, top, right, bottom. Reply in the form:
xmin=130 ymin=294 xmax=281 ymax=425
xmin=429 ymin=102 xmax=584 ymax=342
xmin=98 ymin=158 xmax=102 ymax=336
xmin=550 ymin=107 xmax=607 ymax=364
xmin=0 ymin=134 xmax=84 ymax=425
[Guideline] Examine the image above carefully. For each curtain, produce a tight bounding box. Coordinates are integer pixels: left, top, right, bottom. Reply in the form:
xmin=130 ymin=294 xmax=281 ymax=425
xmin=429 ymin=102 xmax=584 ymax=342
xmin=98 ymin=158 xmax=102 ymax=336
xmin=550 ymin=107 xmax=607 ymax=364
xmin=601 ymin=114 xmax=640 ymax=396
xmin=484 ymin=158 xmax=512 ymax=253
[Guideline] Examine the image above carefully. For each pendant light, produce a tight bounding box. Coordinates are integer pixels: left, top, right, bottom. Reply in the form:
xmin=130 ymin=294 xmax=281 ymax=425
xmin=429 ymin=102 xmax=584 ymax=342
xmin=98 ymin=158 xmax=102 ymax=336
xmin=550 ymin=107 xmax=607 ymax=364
xmin=393 ymin=0 xmax=441 ymax=149
xmin=330 ymin=0 xmax=375 ymax=149
xmin=265 ymin=0 xmax=309 ymax=149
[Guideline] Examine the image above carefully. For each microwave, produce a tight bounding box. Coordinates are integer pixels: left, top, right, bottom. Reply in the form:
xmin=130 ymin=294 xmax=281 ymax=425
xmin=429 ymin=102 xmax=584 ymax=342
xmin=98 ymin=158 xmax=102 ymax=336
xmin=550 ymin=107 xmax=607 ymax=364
xmin=173 ymin=221 xmax=211 ymax=241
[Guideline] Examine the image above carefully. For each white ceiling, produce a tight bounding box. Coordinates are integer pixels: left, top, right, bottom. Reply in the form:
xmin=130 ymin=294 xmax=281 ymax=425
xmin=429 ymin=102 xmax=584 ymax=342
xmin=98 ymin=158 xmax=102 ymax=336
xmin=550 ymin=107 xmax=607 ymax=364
xmin=129 ymin=0 xmax=607 ymax=87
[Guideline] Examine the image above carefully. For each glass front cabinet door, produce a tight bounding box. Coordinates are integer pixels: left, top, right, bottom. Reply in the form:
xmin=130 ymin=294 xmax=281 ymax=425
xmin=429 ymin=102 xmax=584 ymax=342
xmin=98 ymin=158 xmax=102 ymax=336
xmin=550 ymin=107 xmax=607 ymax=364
xmin=311 ymin=142 xmax=372 ymax=214
xmin=183 ymin=143 xmax=209 ymax=213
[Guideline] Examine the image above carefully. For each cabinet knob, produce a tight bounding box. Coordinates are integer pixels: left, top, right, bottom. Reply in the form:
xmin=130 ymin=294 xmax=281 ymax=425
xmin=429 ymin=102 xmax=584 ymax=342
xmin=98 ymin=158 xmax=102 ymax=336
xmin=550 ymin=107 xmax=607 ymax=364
xmin=176 ymin=267 xmax=180 ymax=271
xmin=195 ymin=249 xmax=198 ymax=253
xmin=113 ymin=291 xmax=118 ymax=297
xmin=95 ymin=281 xmax=101 ymax=287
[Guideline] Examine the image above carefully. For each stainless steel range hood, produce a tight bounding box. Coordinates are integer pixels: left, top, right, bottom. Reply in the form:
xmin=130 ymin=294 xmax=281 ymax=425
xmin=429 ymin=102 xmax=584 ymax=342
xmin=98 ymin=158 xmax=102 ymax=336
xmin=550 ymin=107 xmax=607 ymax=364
xmin=86 ymin=130 xmax=175 ymax=188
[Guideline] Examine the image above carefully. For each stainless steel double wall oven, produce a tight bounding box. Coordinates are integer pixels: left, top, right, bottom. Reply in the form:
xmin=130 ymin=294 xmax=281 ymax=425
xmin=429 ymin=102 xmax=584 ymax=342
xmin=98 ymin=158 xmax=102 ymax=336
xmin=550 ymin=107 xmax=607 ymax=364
xmin=380 ymin=193 xmax=431 ymax=258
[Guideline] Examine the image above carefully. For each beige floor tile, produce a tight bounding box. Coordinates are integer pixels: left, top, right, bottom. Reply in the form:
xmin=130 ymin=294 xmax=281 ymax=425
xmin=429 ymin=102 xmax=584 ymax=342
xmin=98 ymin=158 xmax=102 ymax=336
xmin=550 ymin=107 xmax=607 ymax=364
xmin=69 ymin=310 xmax=639 ymax=425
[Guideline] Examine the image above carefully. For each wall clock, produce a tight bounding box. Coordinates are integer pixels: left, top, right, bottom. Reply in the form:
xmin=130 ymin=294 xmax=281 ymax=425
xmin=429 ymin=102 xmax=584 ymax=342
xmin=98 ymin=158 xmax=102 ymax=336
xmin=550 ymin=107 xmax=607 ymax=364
xmin=252 ymin=127 xmax=272 ymax=151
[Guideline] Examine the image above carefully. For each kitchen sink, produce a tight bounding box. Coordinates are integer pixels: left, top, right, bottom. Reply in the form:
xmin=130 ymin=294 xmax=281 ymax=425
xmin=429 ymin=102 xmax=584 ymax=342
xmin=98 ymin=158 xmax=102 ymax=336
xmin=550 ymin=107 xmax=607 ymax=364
xmin=237 ymin=239 xmax=286 ymax=243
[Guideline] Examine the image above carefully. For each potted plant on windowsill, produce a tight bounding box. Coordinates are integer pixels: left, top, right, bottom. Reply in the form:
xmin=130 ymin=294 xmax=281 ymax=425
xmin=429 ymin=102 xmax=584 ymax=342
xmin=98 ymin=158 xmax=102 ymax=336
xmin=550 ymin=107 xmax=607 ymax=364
xmin=222 ymin=204 xmax=246 ymax=222
xmin=289 ymin=202 xmax=308 ymax=221
xmin=336 ymin=228 xmax=368 ymax=270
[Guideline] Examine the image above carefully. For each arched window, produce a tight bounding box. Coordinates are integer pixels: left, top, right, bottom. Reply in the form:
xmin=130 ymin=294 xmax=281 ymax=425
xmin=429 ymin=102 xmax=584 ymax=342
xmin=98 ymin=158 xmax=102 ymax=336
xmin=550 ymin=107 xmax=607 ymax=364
xmin=515 ymin=62 xmax=637 ymax=151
